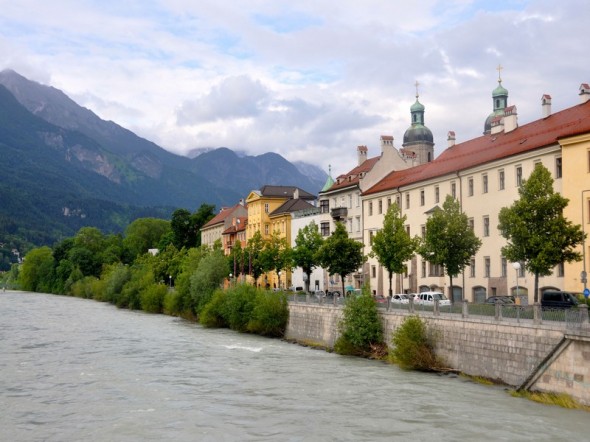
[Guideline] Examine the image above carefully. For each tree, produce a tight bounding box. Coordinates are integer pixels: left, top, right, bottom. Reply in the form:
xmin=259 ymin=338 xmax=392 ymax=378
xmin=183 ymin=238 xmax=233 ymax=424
xmin=245 ymin=231 xmax=265 ymax=286
xmin=370 ymin=203 xmax=419 ymax=297
xmin=170 ymin=205 xmax=216 ymax=250
xmin=316 ymin=222 xmax=365 ymax=296
xmin=419 ymin=195 xmax=482 ymax=301
xmin=124 ymin=217 xmax=171 ymax=259
xmin=292 ymin=221 xmax=324 ymax=293
xmin=498 ymin=164 xmax=585 ymax=303
xmin=260 ymin=231 xmax=291 ymax=288
xmin=20 ymin=246 xmax=55 ymax=292
xmin=69 ymin=227 xmax=108 ymax=278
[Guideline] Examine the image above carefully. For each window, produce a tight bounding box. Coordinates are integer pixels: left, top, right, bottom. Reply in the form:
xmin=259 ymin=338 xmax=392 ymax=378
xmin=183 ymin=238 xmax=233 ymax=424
xmin=348 ymin=218 xmax=353 ymax=233
xmin=499 ymin=170 xmax=505 ymax=190
xmin=356 ymin=216 xmax=361 ymax=232
xmin=387 ymin=197 xmax=391 ymax=209
xmin=264 ymin=224 xmax=269 ymax=235
xmin=405 ymin=225 xmax=410 ymax=235
xmin=348 ymin=194 xmax=353 ymax=208
xmin=421 ymin=225 xmax=426 ymax=239
xmin=264 ymin=203 xmax=269 ymax=213
xmin=484 ymin=257 xmax=490 ymax=278
xmin=405 ymin=193 xmax=410 ymax=209
xmin=451 ymin=182 xmax=456 ymax=198
xmin=557 ymin=262 xmax=564 ymax=277
xmin=378 ymin=199 xmax=383 ymax=214
xmin=356 ymin=193 xmax=360 ymax=207
xmin=320 ymin=222 xmax=330 ymax=236
xmin=421 ymin=260 xmax=426 ymax=278
xmin=518 ymin=263 xmax=525 ymax=277
xmin=555 ymin=157 xmax=562 ymax=179
xmin=396 ymin=195 xmax=401 ymax=207
xmin=482 ymin=174 xmax=488 ymax=193
xmin=470 ymin=258 xmax=476 ymax=277
xmin=468 ymin=218 xmax=474 ymax=231
xmin=516 ymin=166 xmax=523 ymax=186
xmin=369 ymin=201 xmax=373 ymax=216
xmin=468 ymin=178 xmax=474 ymax=196
xmin=501 ymin=257 xmax=507 ymax=277
xmin=320 ymin=200 xmax=329 ymax=213
xmin=371 ymin=265 xmax=376 ymax=278
xmin=369 ymin=231 xmax=374 ymax=243
xmin=483 ymin=216 xmax=490 ymax=237
xmin=429 ymin=262 xmax=443 ymax=277
xmin=435 ymin=186 xmax=440 ymax=203
xmin=420 ymin=190 xmax=425 ymax=206
xmin=341 ymin=197 xmax=345 ymax=207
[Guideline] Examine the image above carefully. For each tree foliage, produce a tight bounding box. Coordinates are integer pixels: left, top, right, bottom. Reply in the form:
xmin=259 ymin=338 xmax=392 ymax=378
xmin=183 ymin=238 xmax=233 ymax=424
xmin=316 ymin=222 xmax=365 ymax=296
xmin=292 ymin=221 xmax=324 ymax=293
xmin=390 ymin=316 xmax=439 ymax=371
xmin=124 ymin=217 xmax=170 ymax=259
xmin=419 ymin=195 xmax=481 ymax=300
xmin=20 ymin=246 xmax=55 ymax=292
xmin=370 ymin=203 xmax=419 ymax=296
xmin=246 ymin=231 xmax=265 ymax=285
xmin=498 ymin=164 xmax=584 ymax=302
xmin=334 ymin=285 xmax=383 ymax=356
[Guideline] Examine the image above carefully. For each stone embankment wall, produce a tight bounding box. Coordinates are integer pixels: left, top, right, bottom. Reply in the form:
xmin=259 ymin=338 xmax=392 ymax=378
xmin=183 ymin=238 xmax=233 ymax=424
xmin=286 ymin=303 xmax=590 ymax=405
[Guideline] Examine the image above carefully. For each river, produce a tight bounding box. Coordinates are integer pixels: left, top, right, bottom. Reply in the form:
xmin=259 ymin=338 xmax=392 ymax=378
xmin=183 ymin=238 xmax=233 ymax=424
xmin=0 ymin=291 xmax=587 ymax=441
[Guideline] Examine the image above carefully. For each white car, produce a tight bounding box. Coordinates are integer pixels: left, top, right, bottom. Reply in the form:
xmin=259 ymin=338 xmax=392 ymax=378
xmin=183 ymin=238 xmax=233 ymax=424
xmin=415 ymin=291 xmax=451 ymax=306
xmin=391 ymin=294 xmax=410 ymax=304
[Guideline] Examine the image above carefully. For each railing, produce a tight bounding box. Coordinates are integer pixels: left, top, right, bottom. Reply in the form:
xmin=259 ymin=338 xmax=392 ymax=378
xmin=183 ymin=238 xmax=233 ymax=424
xmin=287 ymin=293 xmax=590 ymax=329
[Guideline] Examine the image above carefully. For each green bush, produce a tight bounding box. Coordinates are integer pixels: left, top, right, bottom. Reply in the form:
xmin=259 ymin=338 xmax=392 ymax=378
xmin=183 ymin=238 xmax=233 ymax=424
xmin=140 ymin=283 xmax=167 ymax=313
xmin=199 ymin=289 xmax=228 ymax=328
xmin=189 ymin=249 xmax=228 ymax=315
xmin=117 ymin=265 xmax=154 ymax=309
xmin=334 ymin=287 xmax=383 ymax=356
xmin=248 ymin=290 xmax=289 ymax=337
xmin=70 ymin=276 xmax=99 ymax=299
xmin=224 ymin=284 xmax=257 ymax=332
xmin=163 ymin=290 xmax=180 ymax=316
xmin=390 ymin=315 xmax=439 ymax=371
xmin=99 ymin=263 xmax=131 ymax=303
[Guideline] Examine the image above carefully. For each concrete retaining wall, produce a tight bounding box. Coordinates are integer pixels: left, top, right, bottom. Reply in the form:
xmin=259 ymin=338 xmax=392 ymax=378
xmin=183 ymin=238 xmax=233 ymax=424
xmin=286 ymin=303 xmax=590 ymax=404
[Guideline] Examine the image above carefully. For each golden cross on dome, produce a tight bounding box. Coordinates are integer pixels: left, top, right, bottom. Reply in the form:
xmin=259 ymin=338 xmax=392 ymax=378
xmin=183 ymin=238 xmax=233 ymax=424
xmin=496 ymin=64 xmax=503 ymax=82
xmin=415 ymin=80 xmax=420 ymax=98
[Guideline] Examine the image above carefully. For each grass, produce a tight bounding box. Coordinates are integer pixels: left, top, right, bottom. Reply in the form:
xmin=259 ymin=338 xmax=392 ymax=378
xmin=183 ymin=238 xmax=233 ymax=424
xmin=510 ymin=390 xmax=590 ymax=411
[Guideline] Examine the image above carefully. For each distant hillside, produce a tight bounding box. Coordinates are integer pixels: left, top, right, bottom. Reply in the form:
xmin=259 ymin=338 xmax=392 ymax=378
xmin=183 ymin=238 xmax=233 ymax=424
xmin=0 ymin=70 xmax=326 ymax=250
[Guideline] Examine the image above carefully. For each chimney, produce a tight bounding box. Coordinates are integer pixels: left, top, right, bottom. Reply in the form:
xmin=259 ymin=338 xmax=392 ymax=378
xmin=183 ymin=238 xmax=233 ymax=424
xmin=503 ymin=105 xmax=518 ymax=133
xmin=490 ymin=115 xmax=504 ymax=135
xmin=357 ymin=145 xmax=368 ymax=165
xmin=447 ymin=131 xmax=456 ymax=148
xmin=380 ymin=135 xmax=393 ymax=155
xmin=541 ymin=94 xmax=552 ymax=118
xmin=580 ymin=83 xmax=590 ymax=104
xmin=293 ymin=188 xmax=300 ymax=199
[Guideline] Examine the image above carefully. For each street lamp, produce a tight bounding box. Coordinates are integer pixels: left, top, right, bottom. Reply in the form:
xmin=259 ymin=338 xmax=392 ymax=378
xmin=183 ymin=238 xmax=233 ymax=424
xmin=512 ymin=262 xmax=521 ymax=303
xmin=169 ymin=275 xmax=172 ymax=288
xmin=278 ymin=271 xmax=282 ymax=290
xmin=229 ymin=273 xmax=233 ymax=287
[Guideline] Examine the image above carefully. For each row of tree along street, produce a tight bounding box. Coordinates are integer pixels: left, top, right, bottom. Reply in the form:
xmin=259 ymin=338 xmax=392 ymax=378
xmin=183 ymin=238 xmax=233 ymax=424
xmin=2 ymin=164 xmax=585 ymax=308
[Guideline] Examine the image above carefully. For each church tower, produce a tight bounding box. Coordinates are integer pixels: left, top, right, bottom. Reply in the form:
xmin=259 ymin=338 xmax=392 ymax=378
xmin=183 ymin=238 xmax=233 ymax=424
xmin=484 ymin=65 xmax=509 ymax=134
xmin=402 ymin=81 xmax=434 ymax=164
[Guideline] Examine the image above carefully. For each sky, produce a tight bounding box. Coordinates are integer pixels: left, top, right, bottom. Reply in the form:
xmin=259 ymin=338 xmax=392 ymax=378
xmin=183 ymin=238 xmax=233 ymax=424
xmin=1 ymin=0 xmax=588 ymax=176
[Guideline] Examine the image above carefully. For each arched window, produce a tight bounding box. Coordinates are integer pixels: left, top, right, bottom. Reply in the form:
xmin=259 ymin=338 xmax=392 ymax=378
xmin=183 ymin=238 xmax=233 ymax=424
xmin=473 ymin=286 xmax=487 ymax=303
xmin=419 ymin=285 xmax=429 ymax=293
xmin=413 ymin=114 xmax=417 ymax=123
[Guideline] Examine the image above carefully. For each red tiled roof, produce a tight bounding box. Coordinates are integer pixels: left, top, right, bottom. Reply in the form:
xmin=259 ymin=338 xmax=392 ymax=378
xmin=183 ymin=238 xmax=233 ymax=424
xmin=364 ymin=100 xmax=590 ymax=196
xmin=202 ymin=203 xmax=245 ymax=228
xmin=380 ymin=135 xmax=393 ymax=140
xmin=323 ymin=156 xmax=380 ymax=193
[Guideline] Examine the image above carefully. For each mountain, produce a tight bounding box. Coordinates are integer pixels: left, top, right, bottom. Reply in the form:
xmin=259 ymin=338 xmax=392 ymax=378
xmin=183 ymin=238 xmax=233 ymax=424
xmin=0 ymin=69 xmax=326 ymax=250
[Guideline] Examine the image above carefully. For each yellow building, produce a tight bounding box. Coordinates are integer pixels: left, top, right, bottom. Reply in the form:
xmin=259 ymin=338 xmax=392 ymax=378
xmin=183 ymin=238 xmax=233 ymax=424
xmin=245 ymin=185 xmax=316 ymax=288
xmin=560 ymin=83 xmax=590 ymax=294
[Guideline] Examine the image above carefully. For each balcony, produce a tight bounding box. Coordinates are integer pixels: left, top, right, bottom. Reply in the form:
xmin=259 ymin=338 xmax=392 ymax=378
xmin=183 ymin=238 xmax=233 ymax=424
xmin=331 ymin=207 xmax=348 ymax=221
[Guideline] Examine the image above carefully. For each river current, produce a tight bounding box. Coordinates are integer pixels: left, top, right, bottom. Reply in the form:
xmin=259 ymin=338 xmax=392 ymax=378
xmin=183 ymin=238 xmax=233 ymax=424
xmin=1 ymin=291 xmax=587 ymax=441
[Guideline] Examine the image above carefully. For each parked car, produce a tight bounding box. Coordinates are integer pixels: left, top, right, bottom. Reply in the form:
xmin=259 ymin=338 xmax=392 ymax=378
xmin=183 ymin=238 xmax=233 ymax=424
xmin=415 ymin=291 xmax=451 ymax=306
xmin=391 ymin=294 xmax=410 ymax=304
xmin=311 ymin=290 xmax=326 ymax=298
xmin=326 ymin=290 xmax=341 ymax=298
xmin=374 ymin=295 xmax=388 ymax=304
xmin=485 ymin=296 xmax=515 ymax=305
xmin=541 ymin=291 xmax=579 ymax=309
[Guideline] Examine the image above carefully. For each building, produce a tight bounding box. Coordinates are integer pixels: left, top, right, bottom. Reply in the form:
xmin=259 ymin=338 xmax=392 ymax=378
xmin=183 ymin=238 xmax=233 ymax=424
xmin=200 ymin=201 xmax=248 ymax=250
xmin=363 ymin=80 xmax=590 ymax=303
xmin=246 ymin=185 xmax=316 ymax=288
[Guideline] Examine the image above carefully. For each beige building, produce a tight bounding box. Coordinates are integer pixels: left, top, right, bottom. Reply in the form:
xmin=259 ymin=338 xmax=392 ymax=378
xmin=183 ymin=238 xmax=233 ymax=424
xmin=363 ymin=80 xmax=590 ymax=303
xmin=200 ymin=201 xmax=248 ymax=250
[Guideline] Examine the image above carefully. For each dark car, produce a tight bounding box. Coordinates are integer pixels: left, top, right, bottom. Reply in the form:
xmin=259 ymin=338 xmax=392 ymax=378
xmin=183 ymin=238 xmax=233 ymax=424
xmin=541 ymin=291 xmax=579 ymax=309
xmin=485 ymin=296 xmax=515 ymax=304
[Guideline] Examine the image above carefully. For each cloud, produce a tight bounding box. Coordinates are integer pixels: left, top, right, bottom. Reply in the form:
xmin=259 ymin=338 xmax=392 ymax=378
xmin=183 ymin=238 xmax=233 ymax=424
xmin=0 ymin=0 xmax=588 ymax=176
